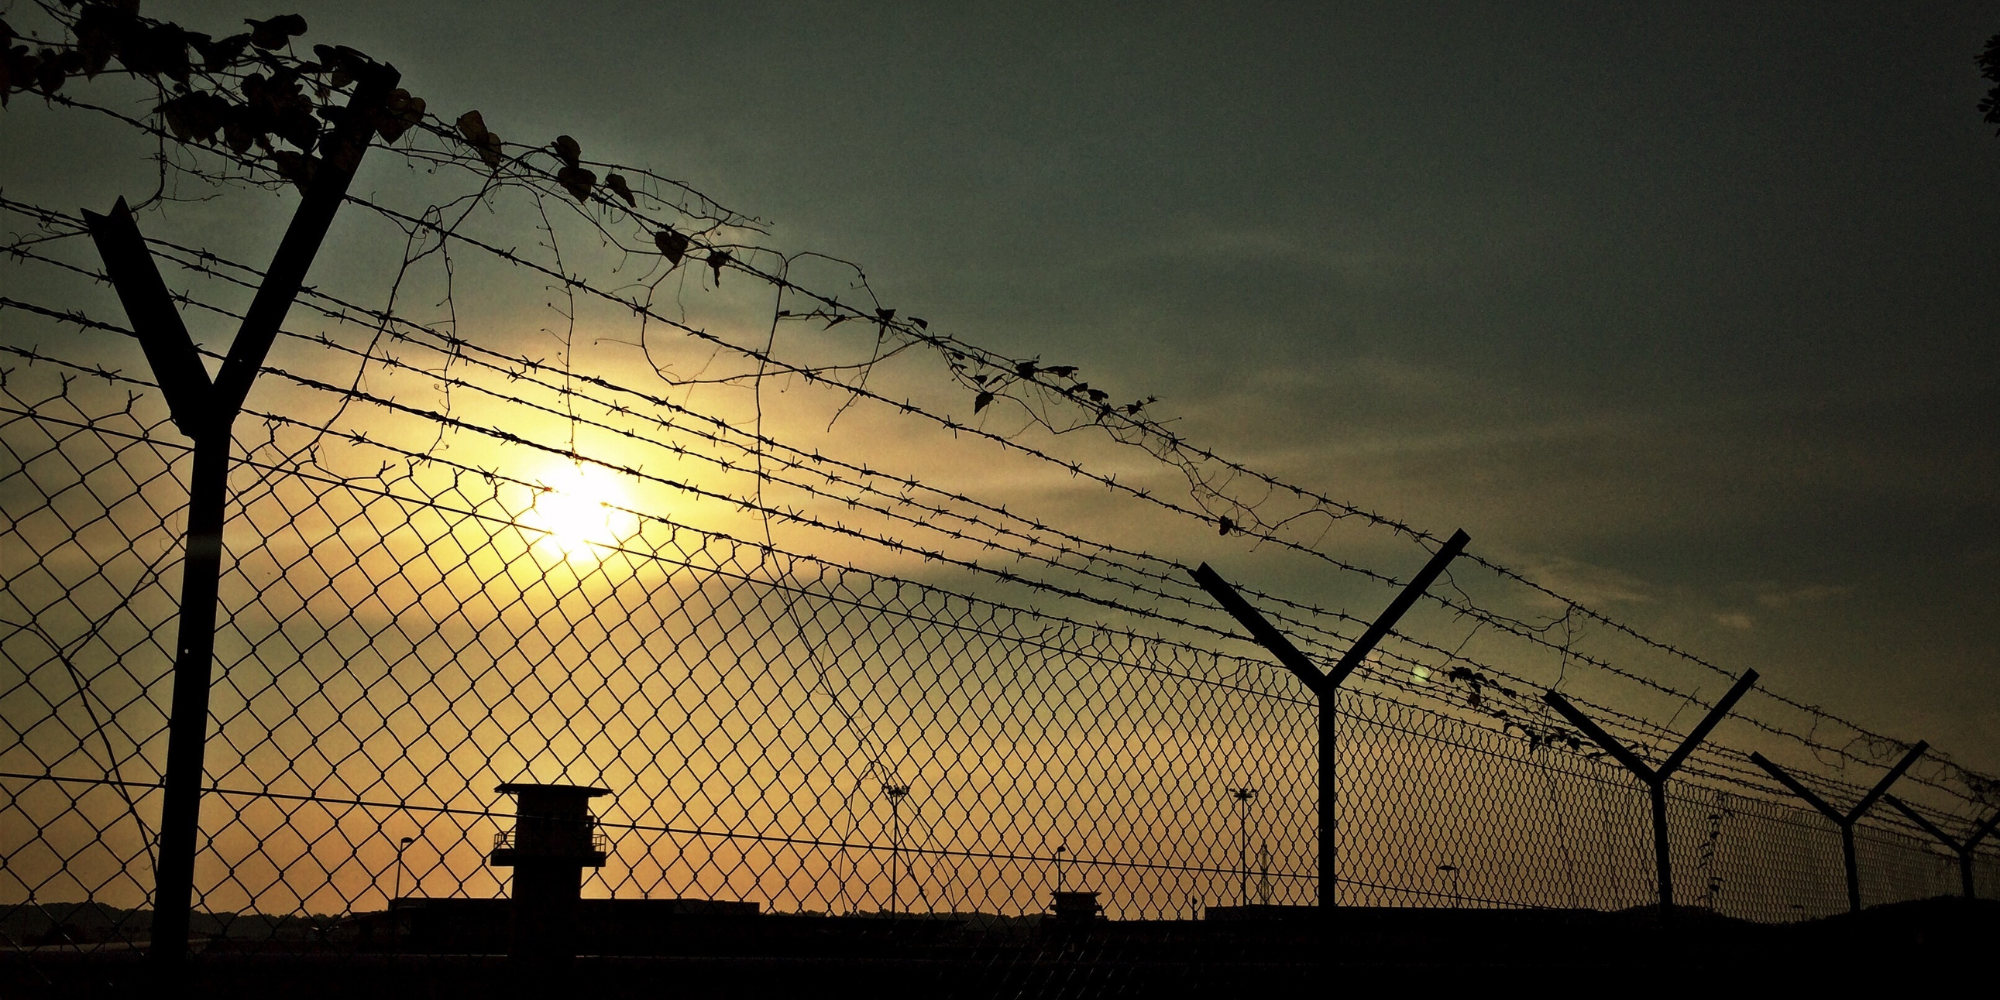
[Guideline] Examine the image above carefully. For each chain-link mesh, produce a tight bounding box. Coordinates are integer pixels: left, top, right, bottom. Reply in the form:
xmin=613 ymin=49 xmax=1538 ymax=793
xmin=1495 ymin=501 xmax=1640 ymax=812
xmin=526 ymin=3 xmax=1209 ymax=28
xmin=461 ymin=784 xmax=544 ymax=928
xmin=3 ymin=2 xmax=1998 ymax=991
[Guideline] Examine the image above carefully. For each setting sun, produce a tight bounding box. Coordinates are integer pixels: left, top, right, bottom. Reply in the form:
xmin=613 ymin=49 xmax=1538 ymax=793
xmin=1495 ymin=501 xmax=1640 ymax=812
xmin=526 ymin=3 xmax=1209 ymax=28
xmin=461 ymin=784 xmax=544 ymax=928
xmin=528 ymin=460 xmax=635 ymax=556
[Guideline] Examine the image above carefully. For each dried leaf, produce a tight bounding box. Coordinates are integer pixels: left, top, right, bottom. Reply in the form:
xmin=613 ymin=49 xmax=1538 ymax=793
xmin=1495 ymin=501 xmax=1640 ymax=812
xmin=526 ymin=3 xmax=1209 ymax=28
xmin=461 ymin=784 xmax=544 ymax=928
xmin=606 ymin=173 xmax=636 ymax=207
xmin=195 ymin=33 xmax=251 ymax=71
xmin=245 ymin=15 xmax=308 ymax=52
xmin=222 ymin=115 xmax=259 ymax=154
xmin=555 ymin=164 xmax=596 ymax=201
xmin=554 ymin=134 xmax=581 ymax=168
xmin=156 ymin=91 xmax=230 ymax=142
xmin=706 ymin=250 xmax=730 ymax=285
xmin=652 ymin=227 xmax=688 ymax=266
xmin=1218 ymin=516 xmax=1234 ymax=536
xmin=1045 ymin=365 xmax=1077 ymax=378
xmin=1014 ymin=360 xmax=1038 ymax=378
xmin=456 ymin=112 xmax=503 ymax=168
xmin=456 ymin=110 xmax=490 ymax=143
xmin=267 ymin=150 xmax=318 ymax=193
xmin=374 ymin=89 xmax=425 ymax=143
xmin=974 ymin=391 xmax=995 ymax=413
xmin=34 ymin=48 xmax=64 ymax=95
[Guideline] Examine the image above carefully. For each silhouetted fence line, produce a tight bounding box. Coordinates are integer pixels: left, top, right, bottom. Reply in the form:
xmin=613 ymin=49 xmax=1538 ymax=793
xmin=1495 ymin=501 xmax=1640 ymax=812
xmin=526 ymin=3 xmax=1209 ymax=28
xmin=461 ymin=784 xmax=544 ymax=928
xmin=3 ymin=2 xmax=1997 ymax=981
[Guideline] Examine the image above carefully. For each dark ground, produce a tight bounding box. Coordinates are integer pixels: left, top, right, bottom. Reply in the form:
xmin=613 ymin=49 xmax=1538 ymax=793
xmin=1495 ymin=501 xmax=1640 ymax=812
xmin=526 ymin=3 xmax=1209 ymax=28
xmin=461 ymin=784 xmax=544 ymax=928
xmin=3 ymin=897 xmax=1991 ymax=997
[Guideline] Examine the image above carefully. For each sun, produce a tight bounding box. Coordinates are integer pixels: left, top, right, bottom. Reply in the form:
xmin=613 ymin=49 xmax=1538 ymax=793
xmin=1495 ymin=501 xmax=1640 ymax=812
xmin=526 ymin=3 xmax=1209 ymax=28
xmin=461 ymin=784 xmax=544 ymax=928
xmin=528 ymin=461 xmax=633 ymax=556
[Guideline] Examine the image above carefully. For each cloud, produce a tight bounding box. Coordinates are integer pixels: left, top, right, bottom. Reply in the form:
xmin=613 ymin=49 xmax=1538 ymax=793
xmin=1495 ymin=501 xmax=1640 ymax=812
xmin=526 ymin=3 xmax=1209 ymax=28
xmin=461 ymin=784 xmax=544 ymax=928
xmin=1714 ymin=612 xmax=1755 ymax=631
xmin=1754 ymin=583 xmax=1852 ymax=609
xmin=1505 ymin=553 xmax=1655 ymax=607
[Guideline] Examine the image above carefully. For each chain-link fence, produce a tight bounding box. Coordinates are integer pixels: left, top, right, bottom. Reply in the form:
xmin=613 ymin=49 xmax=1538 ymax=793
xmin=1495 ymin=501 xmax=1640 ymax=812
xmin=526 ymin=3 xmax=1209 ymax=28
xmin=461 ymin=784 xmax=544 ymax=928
xmin=3 ymin=2 xmax=1997 ymax=989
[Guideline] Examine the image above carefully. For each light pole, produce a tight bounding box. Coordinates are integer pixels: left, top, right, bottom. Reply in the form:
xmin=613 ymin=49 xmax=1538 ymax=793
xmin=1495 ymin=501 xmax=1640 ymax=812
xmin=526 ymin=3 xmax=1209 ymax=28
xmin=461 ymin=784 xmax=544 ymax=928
xmin=1055 ymin=844 xmax=1068 ymax=893
xmin=883 ymin=782 xmax=909 ymax=915
xmin=1258 ymin=841 xmax=1272 ymax=905
xmin=394 ymin=835 xmax=415 ymax=902
xmin=1437 ymin=863 xmax=1460 ymax=909
xmin=1230 ymin=788 xmax=1256 ymax=907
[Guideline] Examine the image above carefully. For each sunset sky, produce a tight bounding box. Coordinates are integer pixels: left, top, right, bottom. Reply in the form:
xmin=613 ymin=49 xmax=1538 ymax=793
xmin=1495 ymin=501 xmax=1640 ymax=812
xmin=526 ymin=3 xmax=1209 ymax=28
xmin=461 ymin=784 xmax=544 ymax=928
xmin=7 ymin=1 xmax=2000 ymax=933
xmin=6 ymin=1 xmax=1998 ymax=770
xmin=108 ymin=0 xmax=1994 ymax=765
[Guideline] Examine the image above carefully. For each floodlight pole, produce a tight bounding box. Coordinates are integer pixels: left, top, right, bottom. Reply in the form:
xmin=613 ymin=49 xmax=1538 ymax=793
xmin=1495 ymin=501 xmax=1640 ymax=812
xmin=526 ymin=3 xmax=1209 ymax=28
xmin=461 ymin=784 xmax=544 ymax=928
xmin=1750 ymin=742 xmax=1926 ymax=913
xmin=83 ymin=62 xmax=399 ymax=969
xmin=1192 ymin=528 xmax=1468 ymax=912
xmin=1230 ymin=787 xmax=1256 ymax=906
xmin=1885 ymin=795 xmax=2000 ymax=900
xmin=1543 ymin=670 xmax=1758 ymax=915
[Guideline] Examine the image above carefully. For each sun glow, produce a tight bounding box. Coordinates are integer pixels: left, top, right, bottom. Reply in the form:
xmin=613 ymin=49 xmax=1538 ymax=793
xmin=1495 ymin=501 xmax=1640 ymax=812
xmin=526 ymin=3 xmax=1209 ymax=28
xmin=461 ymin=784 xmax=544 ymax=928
xmin=528 ymin=461 xmax=635 ymax=556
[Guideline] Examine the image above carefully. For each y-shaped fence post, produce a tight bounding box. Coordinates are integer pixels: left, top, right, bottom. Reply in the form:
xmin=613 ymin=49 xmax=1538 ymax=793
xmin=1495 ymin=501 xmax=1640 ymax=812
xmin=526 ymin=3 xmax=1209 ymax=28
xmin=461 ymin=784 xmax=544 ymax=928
xmin=1192 ymin=529 xmax=1469 ymax=913
xmin=1749 ymin=742 xmax=1926 ymax=913
xmin=82 ymin=60 xmax=399 ymax=969
xmin=1885 ymin=796 xmax=2000 ymax=900
xmin=1544 ymin=670 xmax=1758 ymax=916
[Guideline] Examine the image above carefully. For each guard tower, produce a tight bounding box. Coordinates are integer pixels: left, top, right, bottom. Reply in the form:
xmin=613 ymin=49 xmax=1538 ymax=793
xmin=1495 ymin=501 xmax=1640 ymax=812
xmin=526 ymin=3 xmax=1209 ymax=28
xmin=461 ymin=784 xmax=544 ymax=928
xmin=489 ymin=783 xmax=609 ymax=962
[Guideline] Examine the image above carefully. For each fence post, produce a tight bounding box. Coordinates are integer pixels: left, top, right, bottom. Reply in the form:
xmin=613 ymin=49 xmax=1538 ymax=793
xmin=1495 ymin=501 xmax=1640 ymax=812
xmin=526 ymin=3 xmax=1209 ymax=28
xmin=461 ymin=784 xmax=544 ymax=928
xmin=1749 ymin=742 xmax=1925 ymax=913
xmin=1543 ymin=670 xmax=1757 ymax=915
xmin=1885 ymin=796 xmax=2000 ymax=900
xmin=1192 ymin=528 xmax=1468 ymax=913
xmin=81 ymin=61 xmax=399 ymax=969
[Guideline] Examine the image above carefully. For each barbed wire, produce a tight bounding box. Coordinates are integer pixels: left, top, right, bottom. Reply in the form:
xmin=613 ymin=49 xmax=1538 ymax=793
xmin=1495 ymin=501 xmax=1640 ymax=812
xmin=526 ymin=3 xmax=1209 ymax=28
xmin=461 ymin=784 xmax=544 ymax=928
xmin=3 ymin=3 xmax=1996 ymax=963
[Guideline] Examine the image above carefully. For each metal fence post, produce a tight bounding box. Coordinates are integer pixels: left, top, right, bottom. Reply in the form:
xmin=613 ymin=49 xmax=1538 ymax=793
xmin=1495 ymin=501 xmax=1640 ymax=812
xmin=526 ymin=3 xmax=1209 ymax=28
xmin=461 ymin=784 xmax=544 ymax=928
xmin=81 ymin=62 xmax=400 ymax=968
xmin=1192 ymin=528 xmax=1468 ymax=912
xmin=1885 ymin=796 xmax=2000 ymax=900
xmin=1544 ymin=670 xmax=1758 ymax=915
xmin=1750 ymin=742 xmax=1926 ymax=913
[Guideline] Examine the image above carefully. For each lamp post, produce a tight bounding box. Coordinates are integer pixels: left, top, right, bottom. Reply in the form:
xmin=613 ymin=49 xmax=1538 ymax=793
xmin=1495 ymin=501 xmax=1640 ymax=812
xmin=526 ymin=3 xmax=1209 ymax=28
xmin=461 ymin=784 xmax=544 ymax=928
xmin=884 ymin=782 xmax=910 ymax=915
xmin=1230 ymin=788 xmax=1256 ymax=907
xmin=1055 ymin=844 xmax=1068 ymax=893
xmin=394 ymin=836 xmax=415 ymax=902
xmin=1258 ymin=841 xmax=1273 ymax=905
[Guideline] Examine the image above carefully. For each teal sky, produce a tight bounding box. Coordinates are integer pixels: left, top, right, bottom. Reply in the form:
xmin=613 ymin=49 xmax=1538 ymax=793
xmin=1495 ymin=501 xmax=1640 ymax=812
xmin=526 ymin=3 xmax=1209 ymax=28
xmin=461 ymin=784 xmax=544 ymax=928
xmin=11 ymin=1 xmax=2000 ymax=767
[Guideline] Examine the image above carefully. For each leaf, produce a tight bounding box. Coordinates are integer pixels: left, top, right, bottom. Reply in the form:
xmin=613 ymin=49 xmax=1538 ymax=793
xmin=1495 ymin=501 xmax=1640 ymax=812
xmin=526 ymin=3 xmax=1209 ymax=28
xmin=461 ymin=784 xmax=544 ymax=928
xmin=222 ymin=115 xmax=259 ymax=154
xmin=374 ymin=89 xmax=425 ymax=143
xmin=652 ymin=227 xmax=688 ymax=265
xmin=1045 ymin=365 xmax=1077 ymax=378
xmin=911 ymin=317 xmax=927 ymax=329
xmin=706 ymin=249 xmax=731 ymax=285
xmin=456 ymin=112 xmax=503 ymax=168
xmin=974 ymin=391 xmax=995 ymax=413
xmin=605 ymin=173 xmax=636 ymax=206
xmin=556 ymin=164 xmax=596 ymax=201
xmin=1219 ymin=516 xmax=1234 ymax=536
xmin=245 ymin=15 xmax=308 ymax=52
xmin=34 ymin=48 xmax=65 ymax=95
xmin=1014 ymin=360 xmax=1038 ymax=378
xmin=195 ymin=33 xmax=251 ymax=71
xmin=456 ymin=110 xmax=491 ymax=144
xmin=267 ymin=150 xmax=319 ymax=193
xmin=156 ymin=91 xmax=231 ymax=142
xmin=1086 ymin=389 xmax=1108 ymax=402
xmin=554 ymin=134 xmax=582 ymax=167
